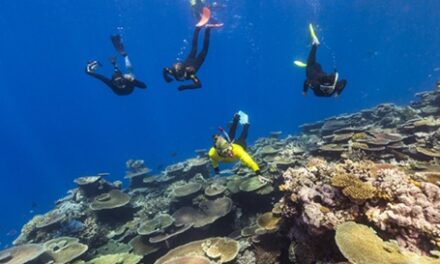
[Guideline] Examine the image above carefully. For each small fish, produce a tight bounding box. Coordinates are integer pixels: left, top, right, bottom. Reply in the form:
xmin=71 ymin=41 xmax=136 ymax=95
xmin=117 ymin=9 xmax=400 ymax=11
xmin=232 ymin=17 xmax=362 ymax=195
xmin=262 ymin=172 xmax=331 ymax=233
xmin=170 ymin=152 xmax=178 ymax=157
xmin=31 ymin=202 xmax=38 ymax=208
xmin=157 ymin=164 xmax=164 ymax=170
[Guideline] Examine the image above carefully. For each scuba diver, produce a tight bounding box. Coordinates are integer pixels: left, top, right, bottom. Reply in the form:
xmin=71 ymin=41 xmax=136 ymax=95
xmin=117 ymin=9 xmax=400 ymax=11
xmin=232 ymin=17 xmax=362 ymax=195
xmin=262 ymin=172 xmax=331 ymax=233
xmin=86 ymin=34 xmax=146 ymax=96
xmin=294 ymin=24 xmax=347 ymax=97
xmin=208 ymin=112 xmax=270 ymax=183
xmin=163 ymin=7 xmax=223 ymax=91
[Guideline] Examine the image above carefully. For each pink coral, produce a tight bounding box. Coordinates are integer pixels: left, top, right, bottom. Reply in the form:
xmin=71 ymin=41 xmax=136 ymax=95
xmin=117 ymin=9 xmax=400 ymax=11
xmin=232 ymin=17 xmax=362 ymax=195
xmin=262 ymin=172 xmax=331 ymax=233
xmin=366 ymin=167 xmax=440 ymax=254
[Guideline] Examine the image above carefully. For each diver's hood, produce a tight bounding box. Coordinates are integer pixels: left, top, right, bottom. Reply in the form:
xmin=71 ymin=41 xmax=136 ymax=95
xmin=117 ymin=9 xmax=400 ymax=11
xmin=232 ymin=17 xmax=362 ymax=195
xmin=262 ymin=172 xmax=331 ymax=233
xmin=215 ymin=136 xmax=232 ymax=156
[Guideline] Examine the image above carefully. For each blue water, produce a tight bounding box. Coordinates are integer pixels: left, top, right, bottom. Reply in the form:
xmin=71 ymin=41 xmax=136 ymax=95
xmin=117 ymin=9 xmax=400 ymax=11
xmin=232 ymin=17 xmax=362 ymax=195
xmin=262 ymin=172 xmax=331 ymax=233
xmin=0 ymin=0 xmax=439 ymax=246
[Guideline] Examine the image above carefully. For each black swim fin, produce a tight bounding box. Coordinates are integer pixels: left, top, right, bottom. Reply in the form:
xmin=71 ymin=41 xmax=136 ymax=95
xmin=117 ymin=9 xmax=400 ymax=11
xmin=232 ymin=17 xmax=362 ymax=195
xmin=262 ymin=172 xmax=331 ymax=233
xmin=111 ymin=35 xmax=127 ymax=56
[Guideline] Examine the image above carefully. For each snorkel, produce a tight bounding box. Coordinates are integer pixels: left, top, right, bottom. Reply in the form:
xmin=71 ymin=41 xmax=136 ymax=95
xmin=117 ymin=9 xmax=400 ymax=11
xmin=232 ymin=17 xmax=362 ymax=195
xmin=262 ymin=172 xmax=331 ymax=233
xmin=218 ymin=127 xmax=232 ymax=143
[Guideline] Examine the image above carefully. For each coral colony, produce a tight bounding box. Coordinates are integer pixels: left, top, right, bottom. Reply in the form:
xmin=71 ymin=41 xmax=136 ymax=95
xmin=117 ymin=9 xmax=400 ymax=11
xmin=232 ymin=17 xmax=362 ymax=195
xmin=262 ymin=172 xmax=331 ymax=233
xmin=3 ymin=88 xmax=440 ymax=263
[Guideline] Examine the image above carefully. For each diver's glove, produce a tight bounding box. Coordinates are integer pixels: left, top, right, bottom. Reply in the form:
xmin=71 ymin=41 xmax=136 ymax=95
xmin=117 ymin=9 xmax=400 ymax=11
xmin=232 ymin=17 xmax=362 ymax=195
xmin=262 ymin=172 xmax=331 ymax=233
xmin=86 ymin=60 xmax=100 ymax=73
xmin=255 ymin=170 xmax=272 ymax=184
xmin=214 ymin=167 xmax=220 ymax=175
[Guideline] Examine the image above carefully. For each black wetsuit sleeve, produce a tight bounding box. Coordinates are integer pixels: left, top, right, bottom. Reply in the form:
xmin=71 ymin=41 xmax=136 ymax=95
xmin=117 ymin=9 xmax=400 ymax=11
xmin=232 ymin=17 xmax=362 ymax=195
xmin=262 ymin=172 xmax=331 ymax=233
xmin=303 ymin=80 xmax=309 ymax=94
xmin=133 ymin=79 xmax=147 ymax=89
xmin=86 ymin=70 xmax=114 ymax=88
xmin=178 ymin=75 xmax=202 ymax=91
xmin=163 ymin=67 xmax=174 ymax=82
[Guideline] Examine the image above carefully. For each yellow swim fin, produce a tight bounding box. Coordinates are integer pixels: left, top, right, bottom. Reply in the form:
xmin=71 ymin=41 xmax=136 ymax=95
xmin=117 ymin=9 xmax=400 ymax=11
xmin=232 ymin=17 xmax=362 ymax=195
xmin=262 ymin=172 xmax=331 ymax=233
xmin=309 ymin=23 xmax=320 ymax=45
xmin=294 ymin=60 xmax=307 ymax=68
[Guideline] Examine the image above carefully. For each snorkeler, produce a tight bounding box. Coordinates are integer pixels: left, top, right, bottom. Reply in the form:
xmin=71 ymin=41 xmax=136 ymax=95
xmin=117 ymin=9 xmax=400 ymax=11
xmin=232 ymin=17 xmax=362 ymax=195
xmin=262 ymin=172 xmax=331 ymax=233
xmin=294 ymin=24 xmax=347 ymax=97
xmin=86 ymin=34 xmax=146 ymax=96
xmin=208 ymin=112 xmax=269 ymax=183
xmin=163 ymin=7 xmax=223 ymax=91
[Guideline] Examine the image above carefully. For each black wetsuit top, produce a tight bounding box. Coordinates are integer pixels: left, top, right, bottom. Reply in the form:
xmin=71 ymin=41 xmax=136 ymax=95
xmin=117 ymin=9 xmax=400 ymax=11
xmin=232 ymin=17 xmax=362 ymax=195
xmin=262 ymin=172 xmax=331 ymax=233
xmin=304 ymin=44 xmax=347 ymax=97
xmin=163 ymin=27 xmax=211 ymax=91
xmin=86 ymin=69 xmax=146 ymax=96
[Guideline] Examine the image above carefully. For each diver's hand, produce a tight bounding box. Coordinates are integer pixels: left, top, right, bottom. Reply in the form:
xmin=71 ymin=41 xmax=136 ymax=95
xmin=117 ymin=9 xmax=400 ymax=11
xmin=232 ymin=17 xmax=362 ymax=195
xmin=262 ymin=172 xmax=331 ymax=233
xmin=86 ymin=60 xmax=100 ymax=73
xmin=258 ymin=175 xmax=272 ymax=184
xmin=164 ymin=75 xmax=173 ymax=83
xmin=163 ymin=68 xmax=174 ymax=83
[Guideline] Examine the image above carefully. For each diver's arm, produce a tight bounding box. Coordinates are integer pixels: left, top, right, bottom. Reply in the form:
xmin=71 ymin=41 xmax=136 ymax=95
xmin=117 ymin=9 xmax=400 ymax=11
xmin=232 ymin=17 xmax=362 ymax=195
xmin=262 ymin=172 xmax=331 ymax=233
xmin=133 ymin=79 xmax=147 ymax=89
xmin=163 ymin=67 xmax=174 ymax=83
xmin=235 ymin=147 xmax=260 ymax=172
xmin=303 ymin=80 xmax=309 ymax=95
xmin=208 ymin=148 xmax=220 ymax=174
xmin=178 ymin=75 xmax=202 ymax=91
xmin=86 ymin=70 xmax=114 ymax=88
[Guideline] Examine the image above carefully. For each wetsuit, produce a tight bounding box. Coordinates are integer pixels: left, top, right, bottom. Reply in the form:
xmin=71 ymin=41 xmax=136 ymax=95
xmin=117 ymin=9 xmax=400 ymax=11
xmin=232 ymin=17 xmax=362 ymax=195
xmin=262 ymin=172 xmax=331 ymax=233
xmin=208 ymin=115 xmax=260 ymax=174
xmin=86 ymin=63 xmax=146 ymax=96
xmin=304 ymin=44 xmax=347 ymax=97
xmin=163 ymin=27 xmax=211 ymax=91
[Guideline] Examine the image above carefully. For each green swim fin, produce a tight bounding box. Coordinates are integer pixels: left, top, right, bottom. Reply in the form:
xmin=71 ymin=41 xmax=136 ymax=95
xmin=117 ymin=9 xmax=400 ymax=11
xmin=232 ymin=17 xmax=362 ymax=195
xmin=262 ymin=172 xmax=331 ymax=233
xmin=294 ymin=60 xmax=307 ymax=68
xmin=309 ymin=23 xmax=320 ymax=45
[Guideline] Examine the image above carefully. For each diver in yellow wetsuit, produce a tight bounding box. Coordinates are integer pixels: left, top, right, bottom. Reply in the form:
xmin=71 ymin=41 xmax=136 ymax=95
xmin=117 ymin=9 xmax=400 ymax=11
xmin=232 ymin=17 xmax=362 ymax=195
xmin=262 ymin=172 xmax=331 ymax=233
xmin=208 ymin=112 xmax=261 ymax=176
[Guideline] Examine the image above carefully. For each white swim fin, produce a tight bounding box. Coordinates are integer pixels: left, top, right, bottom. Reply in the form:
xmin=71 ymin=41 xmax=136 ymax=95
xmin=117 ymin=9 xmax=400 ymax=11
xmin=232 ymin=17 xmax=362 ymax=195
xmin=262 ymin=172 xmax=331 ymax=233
xmin=237 ymin=111 xmax=249 ymax=125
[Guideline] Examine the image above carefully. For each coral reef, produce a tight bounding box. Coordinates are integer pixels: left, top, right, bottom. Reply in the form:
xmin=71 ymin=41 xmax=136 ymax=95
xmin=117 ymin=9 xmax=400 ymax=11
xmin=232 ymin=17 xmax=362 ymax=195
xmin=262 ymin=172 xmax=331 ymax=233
xmin=4 ymin=88 xmax=440 ymax=263
xmin=335 ymin=221 xmax=439 ymax=264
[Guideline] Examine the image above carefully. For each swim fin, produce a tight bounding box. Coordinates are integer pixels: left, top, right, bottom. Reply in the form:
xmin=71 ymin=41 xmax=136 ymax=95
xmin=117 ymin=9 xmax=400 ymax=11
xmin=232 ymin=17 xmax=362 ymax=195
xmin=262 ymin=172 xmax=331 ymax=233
xmin=309 ymin=23 xmax=320 ymax=45
xmin=111 ymin=35 xmax=127 ymax=56
xmin=237 ymin=111 xmax=249 ymax=125
xmin=294 ymin=60 xmax=307 ymax=68
xmin=196 ymin=7 xmax=211 ymax=27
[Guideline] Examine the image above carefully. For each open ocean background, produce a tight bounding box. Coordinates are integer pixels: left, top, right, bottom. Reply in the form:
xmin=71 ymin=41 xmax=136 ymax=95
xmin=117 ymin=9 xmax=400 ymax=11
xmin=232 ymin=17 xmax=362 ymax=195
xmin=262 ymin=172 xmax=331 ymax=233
xmin=0 ymin=0 xmax=439 ymax=247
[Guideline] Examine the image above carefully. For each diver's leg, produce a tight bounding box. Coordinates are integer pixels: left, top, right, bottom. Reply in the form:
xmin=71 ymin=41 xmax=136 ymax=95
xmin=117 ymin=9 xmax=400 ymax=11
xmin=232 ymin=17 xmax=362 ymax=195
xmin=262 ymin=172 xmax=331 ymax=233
xmin=236 ymin=124 xmax=249 ymax=149
xmin=185 ymin=27 xmax=202 ymax=64
xmin=228 ymin=114 xmax=240 ymax=141
xmin=110 ymin=56 xmax=123 ymax=74
xmin=194 ymin=28 xmax=211 ymax=71
xmin=124 ymin=56 xmax=133 ymax=74
xmin=307 ymin=44 xmax=318 ymax=66
xmin=111 ymin=35 xmax=127 ymax=56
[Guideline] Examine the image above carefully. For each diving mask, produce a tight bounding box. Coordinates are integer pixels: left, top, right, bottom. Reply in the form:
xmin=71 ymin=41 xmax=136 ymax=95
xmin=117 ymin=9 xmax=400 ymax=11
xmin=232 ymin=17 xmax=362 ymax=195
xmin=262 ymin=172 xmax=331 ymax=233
xmin=214 ymin=136 xmax=233 ymax=157
xmin=320 ymin=72 xmax=339 ymax=94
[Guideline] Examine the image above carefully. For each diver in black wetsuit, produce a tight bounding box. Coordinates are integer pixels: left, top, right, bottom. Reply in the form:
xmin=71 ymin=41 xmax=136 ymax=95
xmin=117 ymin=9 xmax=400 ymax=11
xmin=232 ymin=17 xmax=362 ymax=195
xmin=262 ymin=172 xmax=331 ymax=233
xmin=86 ymin=35 xmax=146 ymax=96
xmin=301 ymin=24 xmax=347 ymax=97
xmin=163 ymin=7 xmax=222 ymax=91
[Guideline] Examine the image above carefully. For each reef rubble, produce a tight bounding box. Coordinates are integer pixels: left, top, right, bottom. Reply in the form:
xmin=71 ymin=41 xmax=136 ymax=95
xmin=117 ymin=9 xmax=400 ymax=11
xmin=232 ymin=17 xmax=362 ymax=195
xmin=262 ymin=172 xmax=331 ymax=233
xmin=4 ymin=88 xmax=440 ymax=263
